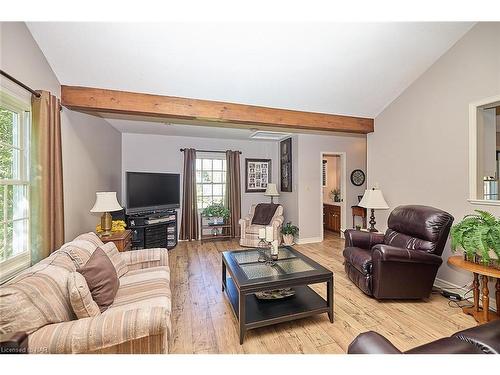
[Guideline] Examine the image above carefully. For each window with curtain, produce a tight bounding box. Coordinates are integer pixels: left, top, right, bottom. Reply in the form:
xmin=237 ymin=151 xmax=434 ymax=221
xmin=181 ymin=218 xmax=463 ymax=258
xmin=196 ymin=153 xmax=227 ymax=208
xmin=0 ymin=89 xmax=31 ymax=282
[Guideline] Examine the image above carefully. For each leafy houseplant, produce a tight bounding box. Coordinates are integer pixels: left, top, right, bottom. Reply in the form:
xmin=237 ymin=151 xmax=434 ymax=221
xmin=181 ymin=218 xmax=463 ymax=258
xmin=202 ymin=203 xmax=230 ymax=225
xmin=281 ymin=222 xmax=299 ymax=246
xmin=450 ymin=210 xmax=500 ymax=269
xmin=330 ymin=188 xmax=341 ymax=202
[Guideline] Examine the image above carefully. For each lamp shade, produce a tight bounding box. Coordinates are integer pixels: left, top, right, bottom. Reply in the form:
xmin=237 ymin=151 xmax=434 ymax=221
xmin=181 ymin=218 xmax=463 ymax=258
xmin=359 ymin=189 xmax=389 ymax=209
xmin=90 ymin=192 xmax=122 ymax=213
xmin=264 ymin=183 xmax=280 ymax=197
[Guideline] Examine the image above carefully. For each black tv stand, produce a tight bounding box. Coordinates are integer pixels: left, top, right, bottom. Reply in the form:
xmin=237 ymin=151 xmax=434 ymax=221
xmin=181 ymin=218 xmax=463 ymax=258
xmin=126 ymin=210 xmax=177 ymax=250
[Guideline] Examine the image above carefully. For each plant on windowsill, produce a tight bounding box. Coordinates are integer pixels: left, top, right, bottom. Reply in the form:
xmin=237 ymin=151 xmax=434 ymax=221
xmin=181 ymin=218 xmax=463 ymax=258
xmin=201 ymin=203 xmax=230 ymax=225
xmin=281 ymin=222 xmax=299 ymax=246
xmin=450 ymin=210 xmax=500 ymax=270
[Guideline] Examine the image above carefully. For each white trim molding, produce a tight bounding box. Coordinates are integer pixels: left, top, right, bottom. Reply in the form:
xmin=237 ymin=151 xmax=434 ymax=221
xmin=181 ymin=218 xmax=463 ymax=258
xmin=296 ymin=236 xmax=323 ymax=245
xmin=434 ymin=277 xmax=496 ymax=313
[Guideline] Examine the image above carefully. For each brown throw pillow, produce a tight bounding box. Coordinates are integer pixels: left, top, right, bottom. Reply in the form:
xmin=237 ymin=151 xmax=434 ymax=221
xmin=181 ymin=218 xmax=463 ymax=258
xmin=251 ymin=203 xmax=280 ymax=225
xmin=77 ymin=247 xmax=119 ymax=312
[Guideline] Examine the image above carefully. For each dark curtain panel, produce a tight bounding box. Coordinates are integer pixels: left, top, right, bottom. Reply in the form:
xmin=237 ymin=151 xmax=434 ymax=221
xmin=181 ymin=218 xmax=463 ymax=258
xmin=225 ymin=150 xmax=241 ymax=237
xmin=180 ymin=148 xmax=199 ymax=240
xmin=31 ymin=91 xmax=65 ymax=263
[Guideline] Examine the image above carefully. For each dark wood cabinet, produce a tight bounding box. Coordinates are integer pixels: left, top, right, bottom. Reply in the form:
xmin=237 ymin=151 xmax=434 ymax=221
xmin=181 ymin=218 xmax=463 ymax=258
xmin=323 ymin=204 xmax=341 ymax=233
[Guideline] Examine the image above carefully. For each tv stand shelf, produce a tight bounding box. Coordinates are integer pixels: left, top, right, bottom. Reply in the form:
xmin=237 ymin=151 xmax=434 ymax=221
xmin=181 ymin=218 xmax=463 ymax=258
xmin=126 ymin=211 xmax=177 ymax=250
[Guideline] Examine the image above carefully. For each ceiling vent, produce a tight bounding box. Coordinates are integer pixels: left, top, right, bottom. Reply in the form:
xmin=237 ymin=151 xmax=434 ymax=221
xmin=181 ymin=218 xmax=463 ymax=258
xmin=249 ymin=130 xmax=292 ymax=141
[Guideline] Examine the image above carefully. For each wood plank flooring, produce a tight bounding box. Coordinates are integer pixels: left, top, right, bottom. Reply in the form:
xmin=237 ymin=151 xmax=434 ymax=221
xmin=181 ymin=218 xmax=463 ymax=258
xmin=168 ymin=232 xmax=476 ymax=354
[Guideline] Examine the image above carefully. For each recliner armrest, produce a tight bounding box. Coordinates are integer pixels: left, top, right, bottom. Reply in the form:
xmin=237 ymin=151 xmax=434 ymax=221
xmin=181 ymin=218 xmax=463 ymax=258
xmin=348 ymin=331 xmax=402 ymax=354
xmin=372 ymin=244 xmax=442 ymax=265
xmin=344 ymin=229 xmax=384 ymax=250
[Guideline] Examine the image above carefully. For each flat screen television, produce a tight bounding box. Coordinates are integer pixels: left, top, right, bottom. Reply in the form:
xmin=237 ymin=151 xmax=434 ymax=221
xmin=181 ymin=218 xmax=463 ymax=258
xmin=126 ymin=172 xmax=180 ymax=214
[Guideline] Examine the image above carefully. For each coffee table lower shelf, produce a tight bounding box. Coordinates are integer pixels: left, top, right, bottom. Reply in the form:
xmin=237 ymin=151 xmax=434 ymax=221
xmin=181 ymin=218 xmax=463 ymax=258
xmin=224 ymin=277 xmax=330 ymax=342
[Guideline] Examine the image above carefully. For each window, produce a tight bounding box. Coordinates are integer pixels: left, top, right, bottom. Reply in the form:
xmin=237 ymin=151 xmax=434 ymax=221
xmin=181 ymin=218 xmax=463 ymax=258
xmin=196 ymin=154 xmax=226 ymax=209
xmin=0 ymin=89 xmax=31 ymax=281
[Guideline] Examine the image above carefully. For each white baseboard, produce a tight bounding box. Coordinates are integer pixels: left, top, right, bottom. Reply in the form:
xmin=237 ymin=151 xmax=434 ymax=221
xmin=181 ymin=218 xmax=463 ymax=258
xmin=296 ymin=236 xmax=323 ymax=245
xmin=434 ymin=277 xmax=496 ymax=312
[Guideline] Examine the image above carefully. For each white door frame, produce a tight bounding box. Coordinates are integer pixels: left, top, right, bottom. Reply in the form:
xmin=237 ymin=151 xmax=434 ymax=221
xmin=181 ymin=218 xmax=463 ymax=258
xmin=320 ymin=151 xmax=347 ymax=241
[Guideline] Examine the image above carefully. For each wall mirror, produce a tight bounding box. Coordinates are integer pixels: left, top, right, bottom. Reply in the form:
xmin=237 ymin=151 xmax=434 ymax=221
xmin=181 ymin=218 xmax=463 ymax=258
xmin=469 ymin=95 xmax=500 ymax=204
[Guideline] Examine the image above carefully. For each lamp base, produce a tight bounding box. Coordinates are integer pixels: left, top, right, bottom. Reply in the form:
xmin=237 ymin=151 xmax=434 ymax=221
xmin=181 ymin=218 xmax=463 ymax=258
xmin=368 ymin=209 xmax=379 ymax=232
xmin=100 ymin=212 xmax=113 ymax=237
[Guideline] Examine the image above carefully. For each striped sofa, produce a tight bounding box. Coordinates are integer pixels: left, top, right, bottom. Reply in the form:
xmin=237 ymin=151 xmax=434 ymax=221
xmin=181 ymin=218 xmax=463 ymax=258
xmin=0 ymin=233 xmax=171 ymax=354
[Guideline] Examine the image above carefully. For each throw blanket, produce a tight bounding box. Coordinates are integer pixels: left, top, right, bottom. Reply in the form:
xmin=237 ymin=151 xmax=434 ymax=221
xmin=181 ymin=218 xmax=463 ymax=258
xmin=251 ymin=203 xmax=279 ymax=225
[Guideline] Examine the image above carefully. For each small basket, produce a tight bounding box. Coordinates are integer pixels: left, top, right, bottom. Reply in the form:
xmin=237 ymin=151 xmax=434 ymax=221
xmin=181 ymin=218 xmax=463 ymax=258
xmin=463 ymin=253 xmax=500 ymax=270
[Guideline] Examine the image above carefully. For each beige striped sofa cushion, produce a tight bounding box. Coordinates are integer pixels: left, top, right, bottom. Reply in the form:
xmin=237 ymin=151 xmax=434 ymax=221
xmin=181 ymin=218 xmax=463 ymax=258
xmin=100 ymin=242 xmax=128 ymax=278
xmin=67 ymin=271 xmax=101 ymax=319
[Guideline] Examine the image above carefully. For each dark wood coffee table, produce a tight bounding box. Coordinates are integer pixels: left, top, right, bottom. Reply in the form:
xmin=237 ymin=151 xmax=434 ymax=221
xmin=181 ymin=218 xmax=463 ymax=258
xmin=221 ymin=246 xmax=334 ymax=344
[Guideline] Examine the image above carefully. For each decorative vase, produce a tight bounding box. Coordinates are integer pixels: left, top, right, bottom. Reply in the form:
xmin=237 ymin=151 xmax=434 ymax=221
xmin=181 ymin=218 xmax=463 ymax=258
xmin=283 ymin=234 xmax=294 ymax=246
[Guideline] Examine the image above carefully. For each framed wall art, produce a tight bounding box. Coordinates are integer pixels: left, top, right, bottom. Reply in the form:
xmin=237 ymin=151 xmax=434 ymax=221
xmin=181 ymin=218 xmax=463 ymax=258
xmin=280 ymin=137 xmax=292 ymax=192
xmin=245 ymin=159 xmax=271 ymax=192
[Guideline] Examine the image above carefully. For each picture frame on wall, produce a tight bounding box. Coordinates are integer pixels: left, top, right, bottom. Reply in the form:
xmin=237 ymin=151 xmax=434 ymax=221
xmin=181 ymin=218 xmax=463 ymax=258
xmin=280 ymin=137 xmax=292 ymax=192
xmin=245 ymin=159 xmax=271 ymax=192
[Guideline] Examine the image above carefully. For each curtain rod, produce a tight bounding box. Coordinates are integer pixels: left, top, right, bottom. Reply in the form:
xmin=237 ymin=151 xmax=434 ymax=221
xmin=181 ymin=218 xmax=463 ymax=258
xmin=180 ymin=148 xmax=241 ymax=154
xmin=0 ymin=70 xmax=41 ymax=98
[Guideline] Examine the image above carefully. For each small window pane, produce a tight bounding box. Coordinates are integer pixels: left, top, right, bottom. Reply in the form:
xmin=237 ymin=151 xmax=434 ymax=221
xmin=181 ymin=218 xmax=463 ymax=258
xmin=0 ymin=143 xmax=20 ymax=180
xmin=12 ymin=219 xmax=27 ymax=256
xmin=213 ymin=184 xmax=223 ymax=196
xmin=212 ymin=196 xmax=223 ymax=204
xmin=0 ymin=185 xmax=4 ymax=223
xmin=202 ymin=171 xmax=212 ymax=183
xmin=196 ymin=171 xmax=202 ymax=183
xmin=5 ymin=185 xmax=29 ymax=221
xmin=0 ymin=108 xmax=19 ymax=146
xmin=1 ymin=222 xmax=13 ymax=261
xmin=202 ymin=159 xmax=212 ymax=170
xmin=222 ymin=159 xmax=226 ymax=170
xmin=213 ymin=171 xmax=223 ymax=183
xmin=213 ymin=159 xmax=223 ymax=170
xmin=202 ymin=184 xmax=212 ymax=195
xmin=196 ymin=159 xmax=201 ymax=169
xmin=196 ymin=184 xmax=202 ymax=196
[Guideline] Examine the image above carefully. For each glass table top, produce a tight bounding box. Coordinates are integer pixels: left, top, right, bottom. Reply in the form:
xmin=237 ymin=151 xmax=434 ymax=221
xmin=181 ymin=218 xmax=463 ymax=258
xmin=230 ymin=248 xmax=315 ymax=280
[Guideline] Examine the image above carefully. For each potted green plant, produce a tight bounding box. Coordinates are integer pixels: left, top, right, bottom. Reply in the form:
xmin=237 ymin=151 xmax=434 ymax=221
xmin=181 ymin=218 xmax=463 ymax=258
xmin=450 ymin=210 xmax=500 ymax=269
xmin=202 ymin=203 xmax=230 ymax=225
xmin=281 ymin=222 xmax=299 ymax=246
xmin=330 ymin=188 xmax=341 ymax=202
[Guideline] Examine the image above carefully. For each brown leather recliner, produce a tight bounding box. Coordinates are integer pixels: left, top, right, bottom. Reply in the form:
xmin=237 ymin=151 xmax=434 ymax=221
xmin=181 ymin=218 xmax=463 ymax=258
xmin=343 ymin=205 xmax=454 ymax=299
xmin=348 ymin=319 xmax=500 ymax=354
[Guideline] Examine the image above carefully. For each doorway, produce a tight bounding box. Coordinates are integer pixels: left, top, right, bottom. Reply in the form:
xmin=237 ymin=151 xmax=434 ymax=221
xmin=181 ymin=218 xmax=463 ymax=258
xmin=320 ymin=152 xmax=346 ymax=240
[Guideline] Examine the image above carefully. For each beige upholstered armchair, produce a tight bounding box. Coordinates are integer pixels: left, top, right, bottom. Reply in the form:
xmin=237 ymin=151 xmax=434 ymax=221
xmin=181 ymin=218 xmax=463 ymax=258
xmin=239 ymin=204 xmax=284 ymax=247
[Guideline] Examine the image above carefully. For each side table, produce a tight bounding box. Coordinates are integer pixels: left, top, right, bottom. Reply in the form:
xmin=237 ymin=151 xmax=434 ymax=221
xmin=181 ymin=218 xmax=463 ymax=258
xmin=447 ymin=256 xmax=500 ymax=324
xmin=98 ymin=229 xmax=132 ymax=252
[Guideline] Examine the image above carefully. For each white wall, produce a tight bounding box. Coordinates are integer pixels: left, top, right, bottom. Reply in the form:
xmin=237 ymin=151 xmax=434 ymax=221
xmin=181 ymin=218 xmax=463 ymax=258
xmin=1 ymin=22 xmax=122 ymax=241
xmin=367 ymin=23 xmax=500 ymax=288
xmin=121 ymin=133 xmax=279 ymax=229
xmin=297 ymin=133 xmax=367 ymax=241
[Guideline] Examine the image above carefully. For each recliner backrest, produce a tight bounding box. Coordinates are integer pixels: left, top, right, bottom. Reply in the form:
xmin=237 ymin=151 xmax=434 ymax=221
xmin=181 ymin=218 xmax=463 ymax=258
xmin=384 ymin=205 xmax=454 ymax=255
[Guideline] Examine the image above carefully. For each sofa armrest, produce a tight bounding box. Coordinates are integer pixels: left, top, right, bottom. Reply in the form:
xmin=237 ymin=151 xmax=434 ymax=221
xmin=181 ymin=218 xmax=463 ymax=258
xmin=348 ymin=331 xmax=402 ymax=354
xmin=28 ymin=307 xmax=170 ymax=354
xmin=344 ymin=229 xmax=385 ymax=250
xmin=121 ymin=248 xmax=169 ymax=271
xmin=372 ymin=244 xmax=442 ymax=265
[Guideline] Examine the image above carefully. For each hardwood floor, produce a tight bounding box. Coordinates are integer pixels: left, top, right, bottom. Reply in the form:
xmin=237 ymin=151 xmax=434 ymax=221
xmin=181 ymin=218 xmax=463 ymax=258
xmin=168 ymin=232 xmax=476 ymax=354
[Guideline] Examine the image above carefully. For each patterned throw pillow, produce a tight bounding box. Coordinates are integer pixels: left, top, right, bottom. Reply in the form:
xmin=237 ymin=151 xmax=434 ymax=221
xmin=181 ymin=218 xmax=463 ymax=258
xmin=67 ymin=271 xmax=101 ymax=319
xmin=100 ymin=242 xmax=129 ymax=278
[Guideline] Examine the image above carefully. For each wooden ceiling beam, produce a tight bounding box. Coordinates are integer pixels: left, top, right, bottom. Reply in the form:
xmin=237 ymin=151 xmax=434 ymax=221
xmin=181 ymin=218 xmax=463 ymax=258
xmin=61 ymin=85 xmax=374 ymax=134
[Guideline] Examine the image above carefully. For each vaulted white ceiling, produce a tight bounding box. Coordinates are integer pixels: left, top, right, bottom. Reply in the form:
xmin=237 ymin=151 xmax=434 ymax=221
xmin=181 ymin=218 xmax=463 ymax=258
xmin=27 ymin=22 xmax=473 ymax=120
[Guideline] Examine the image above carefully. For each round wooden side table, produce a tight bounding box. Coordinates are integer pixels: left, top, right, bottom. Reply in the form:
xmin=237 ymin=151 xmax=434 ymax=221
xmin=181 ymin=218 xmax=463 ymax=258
xmin=447 ymin=256 xmax=500 ymax=324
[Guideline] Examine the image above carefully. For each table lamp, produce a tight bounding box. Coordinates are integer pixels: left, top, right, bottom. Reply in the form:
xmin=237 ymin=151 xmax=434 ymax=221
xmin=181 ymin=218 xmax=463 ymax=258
xmin=264 ymin=183 xmax=280 ymax=203
xmin=358 ymin=188 xmax=389 ymax=232
xmin=90 ymin=192 xmax=123 ymax=237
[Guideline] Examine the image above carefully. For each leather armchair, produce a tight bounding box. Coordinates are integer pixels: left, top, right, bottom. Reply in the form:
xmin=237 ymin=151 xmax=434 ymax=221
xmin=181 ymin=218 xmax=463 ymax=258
xmin=343 ymin=205 xmax=454 ymax=299
xmin=348 ymin=320 xmax=500 ymax=354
